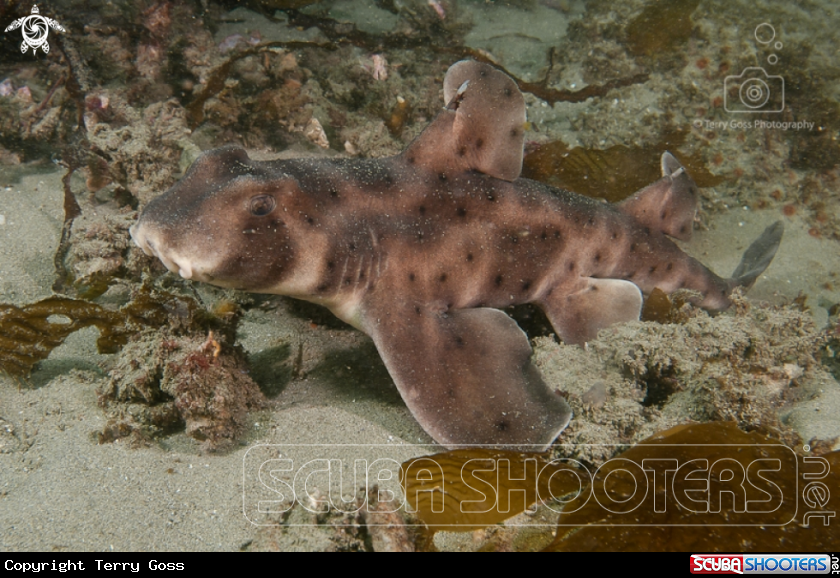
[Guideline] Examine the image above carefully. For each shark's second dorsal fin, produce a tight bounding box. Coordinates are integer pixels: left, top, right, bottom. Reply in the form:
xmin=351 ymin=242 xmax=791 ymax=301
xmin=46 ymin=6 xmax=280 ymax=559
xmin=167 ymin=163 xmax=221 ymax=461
xmin=617 ymin=152 xmax=699 ymax=241
xmin=402 ymin=60 xmax=526 ymax=182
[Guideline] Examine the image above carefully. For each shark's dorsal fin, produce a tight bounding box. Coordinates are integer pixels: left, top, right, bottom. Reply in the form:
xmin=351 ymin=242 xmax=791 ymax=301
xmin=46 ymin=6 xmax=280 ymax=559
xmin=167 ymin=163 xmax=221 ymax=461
xmin=617 ymin=151 xmax=699 ymax=241
xmin=402 ymin=60 xmax=526 ymax=182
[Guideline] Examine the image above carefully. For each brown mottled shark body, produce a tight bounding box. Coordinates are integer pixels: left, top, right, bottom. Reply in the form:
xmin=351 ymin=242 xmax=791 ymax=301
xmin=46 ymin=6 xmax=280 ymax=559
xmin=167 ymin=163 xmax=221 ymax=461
xmin=130 ymin=60 xmax=782 ymax=450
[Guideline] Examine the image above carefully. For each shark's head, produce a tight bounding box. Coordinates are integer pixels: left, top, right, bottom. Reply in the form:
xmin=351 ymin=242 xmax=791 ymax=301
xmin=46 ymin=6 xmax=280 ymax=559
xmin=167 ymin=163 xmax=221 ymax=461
xmin=130 ymin=146 xmax=300 ymax=292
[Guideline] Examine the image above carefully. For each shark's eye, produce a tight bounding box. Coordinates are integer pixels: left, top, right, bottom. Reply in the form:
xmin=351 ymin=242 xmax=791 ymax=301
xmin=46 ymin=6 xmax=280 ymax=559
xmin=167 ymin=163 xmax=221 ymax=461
xmin=249 ymin=194 xmax=276 ymax=216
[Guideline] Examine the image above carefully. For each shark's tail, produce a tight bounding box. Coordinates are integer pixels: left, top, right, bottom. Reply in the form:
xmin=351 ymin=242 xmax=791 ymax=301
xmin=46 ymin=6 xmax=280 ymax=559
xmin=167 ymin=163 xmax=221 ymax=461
xmin=730 ymin=220 xmax=784 ymax=289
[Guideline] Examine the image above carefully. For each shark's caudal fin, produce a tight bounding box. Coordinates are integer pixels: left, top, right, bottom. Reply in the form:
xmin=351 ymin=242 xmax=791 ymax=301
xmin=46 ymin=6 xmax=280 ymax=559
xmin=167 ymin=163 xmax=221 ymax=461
xmin=617 ymin=152 xmax=699 ymax=241
xmin=402 ymin=60 xmax=527 ymax=181
xmin=731 ymin=220 xmax=784 ymax=289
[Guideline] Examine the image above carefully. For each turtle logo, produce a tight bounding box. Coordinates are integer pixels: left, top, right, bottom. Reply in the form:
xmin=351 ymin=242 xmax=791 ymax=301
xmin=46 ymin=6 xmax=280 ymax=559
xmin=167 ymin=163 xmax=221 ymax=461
xmin=5 ymin=5 xmax=65 ymax=55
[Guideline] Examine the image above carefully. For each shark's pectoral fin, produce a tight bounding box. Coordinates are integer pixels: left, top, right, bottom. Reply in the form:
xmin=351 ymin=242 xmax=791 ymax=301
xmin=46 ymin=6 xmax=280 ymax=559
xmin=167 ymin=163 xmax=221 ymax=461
xmin=618 ymin=152 xmax=698 ymax=241
xmin=539 ymin=278 xmax=643 ymax=346
xmin=402 ymin=60 xmax=526 ymax=182
xmin=360 ymin=298 xmax=571 ymax=449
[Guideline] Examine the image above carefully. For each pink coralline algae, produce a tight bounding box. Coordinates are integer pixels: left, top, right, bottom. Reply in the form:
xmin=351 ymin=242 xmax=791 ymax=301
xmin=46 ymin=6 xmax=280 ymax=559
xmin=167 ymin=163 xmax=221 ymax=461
xmin=0 ymin=78 xmax=14 ymax=97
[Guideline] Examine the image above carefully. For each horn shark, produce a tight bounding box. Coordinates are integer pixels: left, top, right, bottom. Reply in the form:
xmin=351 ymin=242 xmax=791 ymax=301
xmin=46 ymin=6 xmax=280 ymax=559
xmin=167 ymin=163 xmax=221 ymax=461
xmin=130 ymin=60 xmax=783 ymax=450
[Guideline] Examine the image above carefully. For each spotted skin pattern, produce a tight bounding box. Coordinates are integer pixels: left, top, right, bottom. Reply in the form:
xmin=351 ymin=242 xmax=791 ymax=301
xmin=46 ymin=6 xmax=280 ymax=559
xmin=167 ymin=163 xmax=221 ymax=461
xmin=131 ymin=61 xmax=782 ymax=449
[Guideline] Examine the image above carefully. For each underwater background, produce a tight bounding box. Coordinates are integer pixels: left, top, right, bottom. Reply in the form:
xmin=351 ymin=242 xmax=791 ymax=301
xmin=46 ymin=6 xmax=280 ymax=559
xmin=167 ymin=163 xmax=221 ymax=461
xmin=1 ymin=0 xmax=839 ymax=551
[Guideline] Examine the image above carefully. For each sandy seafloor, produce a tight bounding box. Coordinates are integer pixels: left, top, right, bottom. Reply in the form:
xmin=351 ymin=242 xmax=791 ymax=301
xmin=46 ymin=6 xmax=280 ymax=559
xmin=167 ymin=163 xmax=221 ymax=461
xmin=1 ymin=0 xmax=840 ymax=552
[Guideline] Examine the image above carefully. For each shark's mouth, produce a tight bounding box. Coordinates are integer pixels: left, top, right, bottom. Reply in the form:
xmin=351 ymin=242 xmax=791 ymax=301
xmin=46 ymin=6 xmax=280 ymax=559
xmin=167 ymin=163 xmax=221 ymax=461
xmin=129 ymin=223 xmax=194 ymax=280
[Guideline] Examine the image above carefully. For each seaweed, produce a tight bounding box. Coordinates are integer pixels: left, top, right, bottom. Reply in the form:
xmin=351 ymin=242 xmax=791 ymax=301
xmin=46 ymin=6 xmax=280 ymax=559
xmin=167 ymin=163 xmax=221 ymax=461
xmin=625 ymin=0 xmax=702 ymax=58
xmin=402 ymin=423 xmax=838 ymax=551
xmin=402 ymin=448 xmax=586 ymax=532
xmin=0 ymin=286 xmax=222 ymax=377
xmin=0 ymin=296 xmax=128 ymax=376
xmin=522 ymin=130 xmax=725 ymax=202
xmin=547 ymin=422 xmax=839 ymax=551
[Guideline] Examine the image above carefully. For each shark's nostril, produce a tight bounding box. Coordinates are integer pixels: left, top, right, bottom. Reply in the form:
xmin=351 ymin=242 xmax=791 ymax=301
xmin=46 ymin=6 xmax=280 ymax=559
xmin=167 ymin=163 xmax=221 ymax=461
xmin=129 ymin=224 xmax=157 ymax=257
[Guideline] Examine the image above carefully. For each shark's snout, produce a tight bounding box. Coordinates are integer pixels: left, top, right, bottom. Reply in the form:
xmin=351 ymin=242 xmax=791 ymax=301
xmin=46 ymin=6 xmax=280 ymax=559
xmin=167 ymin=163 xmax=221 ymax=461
xmin=129 ymin=222 xmax=194 ymax=280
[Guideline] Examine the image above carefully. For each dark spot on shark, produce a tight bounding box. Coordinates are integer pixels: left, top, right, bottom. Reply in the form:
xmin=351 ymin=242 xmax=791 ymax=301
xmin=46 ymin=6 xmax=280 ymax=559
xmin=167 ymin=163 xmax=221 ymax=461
xmin=344 ymin=277 xmax=352 ymax=285
xmin=568 ymin=262 xmax=575 ymax=272
xmin=416 ymin=232 xmax=424 ymax=242
xmin=496 ymin=420 xmax=508 ymax=432
xmin=466 ymin=253 xmax=474 ymax=262
xmin=630 ymin=243 xmax=638 ymax=252
xmin=510 ymin=128 xmax=519 ymax=138
xmin=457 ymin=207 xmax=467 ymax=217
xmin=316 ymin=283 xmax=329 ymax=293
xmin=349 ymin=243 xmax=357 ymax=252
xmin=329 ymin=188 xmax=339 ymax=198
xmin=458 ymin=146 xmax=467 ymax=157
xmin=439 ymin=173 xmax=447 ymax=181
xmin=439 ymin=273 xmax=448 ymax=283
xmin=666 ymin=262 xmax=673 ymax=271
xmin=495 ymin=274 xmax=503 ymax=286
xmin=476 ymin=138 xmax=484 ymax=149
xmin=327 ymin=261 xmax=335 ymax=270
xmin=661 ymin=210 xmax=667 ymax=220
xmin=522 ymin=280 xmax=532 ymax=291
xmin=454 ymin=335 xmax=465 ymax=347
xmin=540 ymin=231 xmax=548 ymax=241
xmin=415 ymin=306 xmax=421 ymax=315
xmin=419 ymin=205 xmax=426 ymax=215
xmin=409 ymin=273 xmax=416 ymax=282
xmin=504 ymin=87 xmax=512 ymax=97
xmin=588 ymin=217 xmax=595 ymax=226
xmin=649 ymin=265 xmax=657 ymax=274
xmin=594 ymin=253 xmax=601 ymax=263
xmin=680 ymin=225 xmax=687 ymax=235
